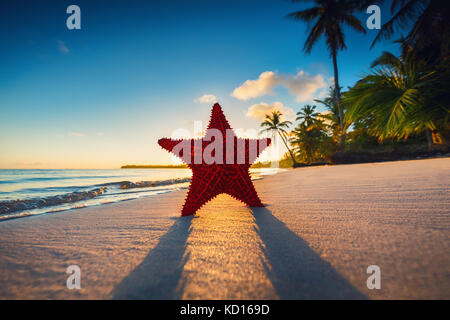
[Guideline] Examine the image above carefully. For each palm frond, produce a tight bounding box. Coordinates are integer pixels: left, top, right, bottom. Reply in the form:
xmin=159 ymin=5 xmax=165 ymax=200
xmin=286 ymin=7 xmax=321 ymax=22
xmin=341 ymin=13 xmax=366 ymax=34
xmin=371 ymin=0 xmax=422 ymax=48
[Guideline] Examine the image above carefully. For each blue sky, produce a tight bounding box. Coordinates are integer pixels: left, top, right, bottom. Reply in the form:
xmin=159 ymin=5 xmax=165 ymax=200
xmin=0 ymin=0 xmax=399 ymax=168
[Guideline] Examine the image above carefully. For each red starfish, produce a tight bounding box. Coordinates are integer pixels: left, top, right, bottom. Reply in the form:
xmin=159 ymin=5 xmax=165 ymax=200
xmin=158 ymin=103 xmax=271 ymax=216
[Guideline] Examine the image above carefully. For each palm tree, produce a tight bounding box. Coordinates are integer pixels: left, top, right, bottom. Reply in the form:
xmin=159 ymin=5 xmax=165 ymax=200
xmin=315 ymin=86 xmax=347 ymax=143
xmin=344 ymin=49 xmax=450 ymax=150
xmin=260 ymin=111 xmax=300 ymax=167
xmin=296 ymin=105 xmax=320 ymax=127
xmin=287 ymin=0 xmax=367 ymax=146
xmin=291 ymin=120 xmax=332 ymax=164
xmin=371 ymin=0 xmax=450 ymax=64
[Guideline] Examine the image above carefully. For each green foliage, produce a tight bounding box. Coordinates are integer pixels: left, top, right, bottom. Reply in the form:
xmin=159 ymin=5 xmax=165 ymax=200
xmin=314 ymin=86 xmax=349 ymax=144
xmin=343 ymin=49 xmax=450 ymax=143
xmin=260 ymin=111 xmax=299 ymax=166
xmin=290 ymin=105 xmax=336 ymax=164
xmin=260 ymin=110 xmax=292 ymax=136
xmin=344 ymin=117 xmax=380 ymax=152
xmin=296 ymin=104 xmax=320 ymax=127
xmin=257 ymin=0 xmax=450 ymax=166
xmin=287 ymin=0 xmax=368 ymax=147
xmin=291 ymin=122 xmax=334 ymax=164
xmin=371 ymin=0 xmax=450 ymax=64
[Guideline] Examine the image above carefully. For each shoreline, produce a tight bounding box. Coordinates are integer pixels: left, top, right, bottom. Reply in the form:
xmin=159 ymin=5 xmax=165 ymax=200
xmin=0 ymin=168 xmax=278 ymax=222
xmin=0 ymin=158 xmax=448 ymax=299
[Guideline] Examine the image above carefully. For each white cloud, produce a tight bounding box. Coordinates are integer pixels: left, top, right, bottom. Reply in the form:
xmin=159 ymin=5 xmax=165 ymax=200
xmin=232 ymin=70 xmax=326 ymax=102
xmin=232 ymin=71 xmax=277 ymax=101
xmin=280 ymin=71 xmax=326 ymax=102
xmin=195 ymin=94 xmax=217 ymax=104
xmin=246 ymin=101 xmax=295 ymax=122
xmin=58 ymin=40 xmax=70 ymax=54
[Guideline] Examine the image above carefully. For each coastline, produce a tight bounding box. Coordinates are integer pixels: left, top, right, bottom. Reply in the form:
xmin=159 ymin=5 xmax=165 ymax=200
xmin=0 ymin=168 xmax=279 ymax=221
xmin=0 ymin=158 xmax=449 ymax=299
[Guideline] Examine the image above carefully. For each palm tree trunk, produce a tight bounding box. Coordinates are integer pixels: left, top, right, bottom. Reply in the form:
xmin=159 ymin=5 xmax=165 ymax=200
xmin=426 ymin=128 xmax=433 ymax=151
xmin=278 ymin=132 xmax=299 ymax=167
xmin=332 ymin=52 xmax=345 ymax=147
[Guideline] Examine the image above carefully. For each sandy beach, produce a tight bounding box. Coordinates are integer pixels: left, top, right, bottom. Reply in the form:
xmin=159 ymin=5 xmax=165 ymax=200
xmin=0 ymin=158 xmax=449 ymax=299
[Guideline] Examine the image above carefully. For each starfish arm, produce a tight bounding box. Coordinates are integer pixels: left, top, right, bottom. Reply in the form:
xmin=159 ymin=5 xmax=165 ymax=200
xmin=181 ymin=166 xmax=222 ymax=216
xmin=208 ymin=103 xmax=232 ymax=132
xmin=225 ymin=167 xmax=264 ymax=207
xmin=158 ymin=138 xmax=182 ymax=153
xmin=235 ymin=138 xmax=272 ymax=164
xmin=158 ymin=138 xmax=201 ymax=166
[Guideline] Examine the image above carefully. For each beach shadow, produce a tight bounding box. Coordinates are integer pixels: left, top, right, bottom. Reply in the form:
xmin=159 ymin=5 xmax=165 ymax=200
xmin=112 ymin=216 xmax=193 ymax=299
xmin=252 ymin=207 xmax=366 ymax=299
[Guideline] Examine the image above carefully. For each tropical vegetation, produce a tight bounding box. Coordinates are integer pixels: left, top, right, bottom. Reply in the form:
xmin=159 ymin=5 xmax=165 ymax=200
xmin=258 ymin=0 xmax=449 ymax=167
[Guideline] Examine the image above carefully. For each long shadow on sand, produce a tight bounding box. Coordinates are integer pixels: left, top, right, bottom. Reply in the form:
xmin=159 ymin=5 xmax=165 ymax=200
xmin=252 ymin=207 xmax=366 ymax=299
xmin=112 ymin=216 xmax=193 ymax=299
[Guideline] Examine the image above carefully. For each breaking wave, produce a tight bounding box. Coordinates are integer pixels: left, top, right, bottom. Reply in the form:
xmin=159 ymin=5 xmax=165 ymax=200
xmin=0 ymin=168 xmax=282 ymax=221
xmin=0 ymin=177 xmax=191 ymax=217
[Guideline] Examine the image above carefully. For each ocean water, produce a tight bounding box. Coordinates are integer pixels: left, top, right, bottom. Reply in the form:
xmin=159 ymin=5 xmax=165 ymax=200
xmin=0 ymin=168 xmax=281 ymax=221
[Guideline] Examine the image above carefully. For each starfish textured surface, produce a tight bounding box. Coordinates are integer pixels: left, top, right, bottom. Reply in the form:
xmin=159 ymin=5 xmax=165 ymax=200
xmin=158 ymin=103 xmax=271 ymax=215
